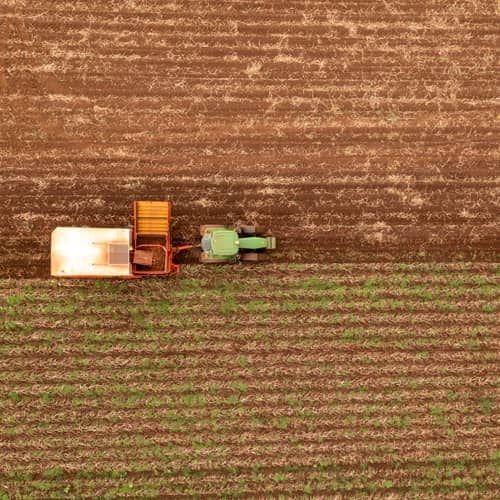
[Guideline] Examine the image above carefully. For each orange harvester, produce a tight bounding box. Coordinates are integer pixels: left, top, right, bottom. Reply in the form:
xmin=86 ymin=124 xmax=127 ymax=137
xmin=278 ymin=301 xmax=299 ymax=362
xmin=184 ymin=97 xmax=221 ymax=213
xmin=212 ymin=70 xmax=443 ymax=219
xmin=132 ymin=200 xmax=193 ymax=276
xmin=51 ymin=201 xmax=193 ymax=278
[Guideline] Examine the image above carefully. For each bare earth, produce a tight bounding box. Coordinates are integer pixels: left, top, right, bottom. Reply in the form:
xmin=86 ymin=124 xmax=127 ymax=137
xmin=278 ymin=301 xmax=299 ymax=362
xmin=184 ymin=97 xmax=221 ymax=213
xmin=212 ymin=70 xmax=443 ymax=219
xmin=0 ymin=0 xmax=499 ymax=277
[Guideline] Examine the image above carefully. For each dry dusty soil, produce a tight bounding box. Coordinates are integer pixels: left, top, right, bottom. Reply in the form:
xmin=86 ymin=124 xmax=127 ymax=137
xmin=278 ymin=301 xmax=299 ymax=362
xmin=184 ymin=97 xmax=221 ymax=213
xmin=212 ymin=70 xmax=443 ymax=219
xmin=0 ymin=0 xmax=499 ymax=498
xmin=0 ymin=0 xmax=499 ymax=277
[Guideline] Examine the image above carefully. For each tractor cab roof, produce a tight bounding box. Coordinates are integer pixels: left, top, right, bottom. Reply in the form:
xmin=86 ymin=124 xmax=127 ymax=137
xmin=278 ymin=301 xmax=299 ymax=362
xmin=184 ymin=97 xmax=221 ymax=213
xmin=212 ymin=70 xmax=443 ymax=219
xmin=210 ymin=229 xmax=239 ymax=256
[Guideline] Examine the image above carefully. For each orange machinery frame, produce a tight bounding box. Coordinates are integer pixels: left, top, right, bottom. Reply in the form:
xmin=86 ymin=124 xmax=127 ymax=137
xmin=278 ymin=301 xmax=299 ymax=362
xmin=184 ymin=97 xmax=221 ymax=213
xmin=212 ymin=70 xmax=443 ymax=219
xmin=132 ymin=201 xmax=193 ymax=277
xmin=51 ymin=201 xmax=193 ymax=279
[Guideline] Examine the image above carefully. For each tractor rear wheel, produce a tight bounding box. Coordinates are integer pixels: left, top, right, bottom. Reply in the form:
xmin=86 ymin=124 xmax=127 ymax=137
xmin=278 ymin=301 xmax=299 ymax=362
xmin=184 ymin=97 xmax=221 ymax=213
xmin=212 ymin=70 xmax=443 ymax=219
xmin=240 ymin=252 xmax=259 ymax=262
xmin=200 ymin=224 xmax=225 ymax=236
xmin=199 ymin=254 xmax=228 ymax=264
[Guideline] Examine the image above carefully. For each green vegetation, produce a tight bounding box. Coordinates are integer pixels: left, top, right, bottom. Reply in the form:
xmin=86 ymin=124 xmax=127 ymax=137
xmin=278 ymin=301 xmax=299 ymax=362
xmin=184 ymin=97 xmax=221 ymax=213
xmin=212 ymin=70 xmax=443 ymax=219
xmin=0 ymin=264 xmax=497 ymax=496
xmin=479 ymin=398 xmax=493 ymax=416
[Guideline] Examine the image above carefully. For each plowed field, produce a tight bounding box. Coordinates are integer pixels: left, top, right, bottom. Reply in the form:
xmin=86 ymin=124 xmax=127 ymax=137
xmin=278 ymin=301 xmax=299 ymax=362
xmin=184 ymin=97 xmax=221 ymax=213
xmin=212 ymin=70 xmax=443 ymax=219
xmin=1 ymin=1 xmax=499 ymax=277
xmin=0 ymin=264 xmax=498 ymax=496
xmin=1 ymin=1 xmax=499 ymax=498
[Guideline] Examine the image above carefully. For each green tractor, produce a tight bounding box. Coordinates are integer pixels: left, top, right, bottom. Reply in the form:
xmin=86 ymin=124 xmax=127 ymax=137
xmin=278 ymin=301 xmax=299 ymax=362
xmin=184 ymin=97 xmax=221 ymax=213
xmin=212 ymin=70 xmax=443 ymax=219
xmin=200 ymin=224 xmax=276 ymax=263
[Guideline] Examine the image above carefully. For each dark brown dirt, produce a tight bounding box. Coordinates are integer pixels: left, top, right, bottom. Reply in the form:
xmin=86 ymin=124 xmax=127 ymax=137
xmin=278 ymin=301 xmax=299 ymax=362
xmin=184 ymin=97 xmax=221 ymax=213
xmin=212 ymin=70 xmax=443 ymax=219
xmin=0 ymin=1 xmax=499 ymax=278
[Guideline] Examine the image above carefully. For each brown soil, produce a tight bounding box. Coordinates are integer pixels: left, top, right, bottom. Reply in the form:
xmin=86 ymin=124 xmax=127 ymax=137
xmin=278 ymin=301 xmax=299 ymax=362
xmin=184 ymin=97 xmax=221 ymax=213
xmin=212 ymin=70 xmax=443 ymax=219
xmin=0 ymin=1 xmax=499 ymax=277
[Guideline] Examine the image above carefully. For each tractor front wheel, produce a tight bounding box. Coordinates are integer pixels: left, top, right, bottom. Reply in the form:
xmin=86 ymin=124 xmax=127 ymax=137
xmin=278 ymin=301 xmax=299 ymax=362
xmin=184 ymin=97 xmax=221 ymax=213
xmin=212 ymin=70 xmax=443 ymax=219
xmin=240 ymin=224 xmax=267 ymax=236
xmin=240 ymin=252 xmax=259 ymax=262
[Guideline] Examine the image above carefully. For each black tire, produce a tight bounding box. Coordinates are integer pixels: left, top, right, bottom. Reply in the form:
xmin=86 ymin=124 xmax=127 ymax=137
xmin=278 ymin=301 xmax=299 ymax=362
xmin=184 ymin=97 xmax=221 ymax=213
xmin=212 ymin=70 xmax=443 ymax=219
xmin=200 ymin=224 xmax=225 ymax=236
xmin=240 ymin=252 xmax=259 ymax=262
xmin=240 ymin=224 xmax=267 ymax=236
xmin=199 ymin=254 xmax=228 ymax=264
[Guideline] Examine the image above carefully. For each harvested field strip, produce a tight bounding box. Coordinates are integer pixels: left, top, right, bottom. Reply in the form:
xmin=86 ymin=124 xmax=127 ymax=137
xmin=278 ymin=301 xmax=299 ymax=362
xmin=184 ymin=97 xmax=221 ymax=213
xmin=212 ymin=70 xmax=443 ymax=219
xmin=0 ymin=264 xmax=498 ymax=496
xmin=2 ymin=0 xmax=499 ymax=275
